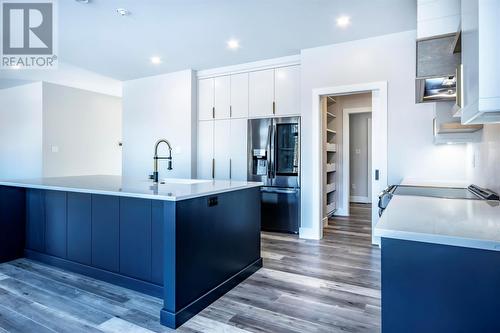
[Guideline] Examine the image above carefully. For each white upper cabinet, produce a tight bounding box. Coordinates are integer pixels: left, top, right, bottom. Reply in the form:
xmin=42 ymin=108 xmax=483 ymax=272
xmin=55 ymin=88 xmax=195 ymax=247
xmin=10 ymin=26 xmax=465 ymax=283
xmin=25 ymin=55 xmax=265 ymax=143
xmin=417 ymin=0 xmax=460 ymax=39
xmin=198 ymin=78 xmax=214 ymax=121
xmin=275 ymin=66 xmax=300 ymax=116
xmin=230 ymin=73 xmax=249 ymax=118
xmin=249 ymin=69 xmax=275 ymax=118
xmin=229 ymin=118 xmax=248 ymax=181
xmin=214 ymin=76 xmax=231 ymax=119
xmin=214 ymin=119 xmax=231 ymax=179
xmin=461 ymin=0 xmax=500 ymax=124
xmin=197 ymin=120 xmax=214 ymax=179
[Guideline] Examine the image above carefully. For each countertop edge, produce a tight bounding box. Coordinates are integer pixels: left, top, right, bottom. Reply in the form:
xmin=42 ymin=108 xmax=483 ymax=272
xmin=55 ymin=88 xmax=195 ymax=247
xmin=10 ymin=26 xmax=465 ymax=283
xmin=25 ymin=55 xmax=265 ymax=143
xmin=0 ymin=181 xmax=263 ymax=202
xmin=374 ymin=227 xmax=500 ymax=252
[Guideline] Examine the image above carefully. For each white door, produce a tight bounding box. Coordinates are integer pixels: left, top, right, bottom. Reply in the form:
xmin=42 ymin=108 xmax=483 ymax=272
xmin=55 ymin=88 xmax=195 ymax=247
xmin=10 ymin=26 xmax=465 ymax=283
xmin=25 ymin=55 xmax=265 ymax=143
xmin=214 ymin=76 xmax=231 ymax=119
xmin=197 ymin=120 xmax=214 ymax=179
xmin=275 ymin=66 xmax=300 ymax=116
xmin=229 ymin=118 xmax=248 ymax=181
xmin=230 ymin=73 xmax=249 ymax=118
xmin=214 ymin=119 xmax=231 ymax=179
xmin=249 ymin=69 xmax=275 ymax=118
xmin=198 ymin=78 xmax=214 ymax=121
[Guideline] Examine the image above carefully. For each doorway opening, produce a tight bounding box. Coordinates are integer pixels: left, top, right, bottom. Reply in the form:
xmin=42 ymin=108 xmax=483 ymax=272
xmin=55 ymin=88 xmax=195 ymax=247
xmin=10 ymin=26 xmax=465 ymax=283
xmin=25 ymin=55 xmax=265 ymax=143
xmin=310 ymin=82 xmax=387 ymax=245
xmin=321 ymin=93 xmax=372 ymax=221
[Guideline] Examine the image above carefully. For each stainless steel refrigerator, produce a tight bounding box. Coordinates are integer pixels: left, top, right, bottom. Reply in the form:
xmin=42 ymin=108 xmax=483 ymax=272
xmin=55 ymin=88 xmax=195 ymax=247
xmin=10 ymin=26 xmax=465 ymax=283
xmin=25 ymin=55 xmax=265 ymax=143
xmin=248 ymin=117 xmax=300 ymax=233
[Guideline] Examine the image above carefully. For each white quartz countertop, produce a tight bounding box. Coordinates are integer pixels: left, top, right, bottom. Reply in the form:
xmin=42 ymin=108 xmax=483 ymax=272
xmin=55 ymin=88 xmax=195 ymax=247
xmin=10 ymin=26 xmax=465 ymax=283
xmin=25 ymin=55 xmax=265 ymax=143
xmin=0 ymin=175 xmax=262 ymax=201
xmin=375 ymin=195 xmax=500 ymax=251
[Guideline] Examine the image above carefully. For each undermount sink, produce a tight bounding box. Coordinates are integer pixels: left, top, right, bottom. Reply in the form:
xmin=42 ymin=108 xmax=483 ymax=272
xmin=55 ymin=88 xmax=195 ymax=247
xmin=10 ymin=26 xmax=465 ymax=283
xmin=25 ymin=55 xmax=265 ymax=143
xmin=160 ymin=178 xmax=211 ymax=185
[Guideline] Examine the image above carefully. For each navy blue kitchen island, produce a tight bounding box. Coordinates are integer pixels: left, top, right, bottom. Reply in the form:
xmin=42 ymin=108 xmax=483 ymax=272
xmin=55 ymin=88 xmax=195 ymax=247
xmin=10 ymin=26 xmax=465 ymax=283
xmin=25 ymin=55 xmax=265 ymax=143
xmin=0 ymin=176 xmax=263 ymax=329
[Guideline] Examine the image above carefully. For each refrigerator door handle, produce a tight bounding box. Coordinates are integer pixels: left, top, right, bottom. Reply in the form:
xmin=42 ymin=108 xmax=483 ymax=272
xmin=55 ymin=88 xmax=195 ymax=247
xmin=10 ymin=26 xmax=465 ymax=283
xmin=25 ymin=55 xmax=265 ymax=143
xmin=266 ymin=124 xmax=272 ymax=179
xmin=261 ymin=187 xmax=299 ymax=194
xmin=271 ymin=123 xmax=277 ymax=179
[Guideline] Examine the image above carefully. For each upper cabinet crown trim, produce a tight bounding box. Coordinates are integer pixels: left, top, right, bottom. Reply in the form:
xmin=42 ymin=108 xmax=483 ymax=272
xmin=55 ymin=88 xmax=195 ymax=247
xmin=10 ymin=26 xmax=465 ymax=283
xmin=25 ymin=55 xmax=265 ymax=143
xmin=197 ymin=54 xmax=300 ymax=79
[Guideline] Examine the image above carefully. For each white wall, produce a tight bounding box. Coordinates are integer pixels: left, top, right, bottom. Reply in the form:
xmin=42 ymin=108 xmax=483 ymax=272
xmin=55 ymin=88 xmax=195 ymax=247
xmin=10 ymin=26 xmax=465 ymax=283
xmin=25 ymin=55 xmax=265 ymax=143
xmin=42 ymin=83 xmax=122 ymax=177
xmin=122 ymin=70 xmax=197 ymax=180
xmin=0 ymin=83 xmax=43 ymax=179
xmin=466 ymin=124 xmax=500 ymax=194
xmin=1 ymin=62 xmax=122 ymax=97
xmin=300 ymin=30 xmax=468 ymax=229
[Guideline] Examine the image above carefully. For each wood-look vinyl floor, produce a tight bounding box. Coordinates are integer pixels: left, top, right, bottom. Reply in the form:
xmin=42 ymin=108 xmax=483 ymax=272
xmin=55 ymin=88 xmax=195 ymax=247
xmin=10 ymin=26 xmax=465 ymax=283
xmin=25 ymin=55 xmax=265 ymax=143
xmin=0 ymin=203 xmax=380 ymax=332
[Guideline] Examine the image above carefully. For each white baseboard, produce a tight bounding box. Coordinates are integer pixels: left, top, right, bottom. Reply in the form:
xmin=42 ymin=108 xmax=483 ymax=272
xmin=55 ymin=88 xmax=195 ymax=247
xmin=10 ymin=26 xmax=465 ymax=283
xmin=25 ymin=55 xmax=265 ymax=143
xmin=350 ymin=196 xmax=371 ymax=204
xmin=335 ymin=208 xmax=348 ymax=216
xmin=299 ymin=227 xmax=321 ymax=240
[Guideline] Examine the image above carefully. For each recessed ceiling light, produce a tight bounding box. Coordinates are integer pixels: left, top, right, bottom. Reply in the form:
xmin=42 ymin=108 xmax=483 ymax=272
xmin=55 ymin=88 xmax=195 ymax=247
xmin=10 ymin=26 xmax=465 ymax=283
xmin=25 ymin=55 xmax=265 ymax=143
xmin=150 ymin=56 xmax=162 ymax=65
xmin=75 ymin=0 xmax=89 ymax=3
xmin=336 ymin=15 xmax=351 ymax=28
xmin=116 ymin=8 xmax=130 ymax=16
xmin=227 ymin=39 xmax=240 ymax=50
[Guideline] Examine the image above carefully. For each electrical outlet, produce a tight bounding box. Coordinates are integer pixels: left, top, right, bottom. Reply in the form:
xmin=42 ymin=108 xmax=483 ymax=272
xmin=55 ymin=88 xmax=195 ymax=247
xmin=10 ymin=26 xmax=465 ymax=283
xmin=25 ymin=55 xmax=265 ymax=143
xmin=351 ymin=183 xmax=356 ymax=190
xmin=355 ymin=148 xmax=361 ymax=154
xmin=51 ymin=146 xmax=59 ymax=153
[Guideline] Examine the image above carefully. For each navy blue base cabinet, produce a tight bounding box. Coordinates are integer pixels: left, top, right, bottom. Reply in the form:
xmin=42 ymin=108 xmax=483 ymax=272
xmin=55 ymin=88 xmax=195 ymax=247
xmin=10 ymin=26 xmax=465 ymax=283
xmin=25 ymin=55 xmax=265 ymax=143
xmin=0 ymin=185 xmax=262 ymax=329
xmin=381 ymin=238 xmax=500 ymax=333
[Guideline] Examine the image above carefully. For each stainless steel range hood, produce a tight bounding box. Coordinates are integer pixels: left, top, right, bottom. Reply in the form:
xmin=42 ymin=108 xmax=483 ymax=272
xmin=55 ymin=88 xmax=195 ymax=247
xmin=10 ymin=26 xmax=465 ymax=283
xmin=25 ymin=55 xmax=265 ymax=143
xmin=416 ymin=34 xmax=461 ymax=103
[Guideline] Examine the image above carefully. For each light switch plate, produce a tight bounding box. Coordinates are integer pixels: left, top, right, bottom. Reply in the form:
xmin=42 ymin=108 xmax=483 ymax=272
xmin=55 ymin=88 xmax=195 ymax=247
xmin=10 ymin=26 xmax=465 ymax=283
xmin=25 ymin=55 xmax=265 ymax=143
xmin=51 ymin=146 xmax=59 ymax=153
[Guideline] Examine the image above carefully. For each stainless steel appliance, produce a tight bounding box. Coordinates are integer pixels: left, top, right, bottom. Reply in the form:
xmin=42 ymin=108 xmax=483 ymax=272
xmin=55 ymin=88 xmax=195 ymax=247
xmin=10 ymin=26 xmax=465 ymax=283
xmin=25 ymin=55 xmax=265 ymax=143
xmin=415 ymin=34 xmax=461 ymax=103
xmin=378 ymin=184 xmax=499 ymax=216
xmin=248 ymin=117 xmax=300 ymax=233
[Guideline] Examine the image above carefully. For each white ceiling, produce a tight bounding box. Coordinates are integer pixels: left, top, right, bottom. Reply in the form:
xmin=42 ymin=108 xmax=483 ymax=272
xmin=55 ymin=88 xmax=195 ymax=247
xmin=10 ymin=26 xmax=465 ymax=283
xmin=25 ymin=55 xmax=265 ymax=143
xmin=57 ymin=0 xmax=416 ymax=81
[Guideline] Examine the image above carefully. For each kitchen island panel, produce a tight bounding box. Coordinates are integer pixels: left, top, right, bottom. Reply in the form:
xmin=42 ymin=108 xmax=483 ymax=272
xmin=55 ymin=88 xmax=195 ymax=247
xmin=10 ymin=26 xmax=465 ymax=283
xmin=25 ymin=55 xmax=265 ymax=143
xmin=119 ymin=197 xmax=153 ymax=282
xmin=44 ymin=191 xmax=67 ymax=258
xmin=26 ymin=189 xmax=45 ymax=252
xmin=151 ymin=200 xmax=165 ymax=286
xmin=91 ymin=194 xmax=120 ymax=273
xmin=67 ymin=192 xmax=92 ymax=265
xmin=161 ymin=186 xmax=262 ymax=328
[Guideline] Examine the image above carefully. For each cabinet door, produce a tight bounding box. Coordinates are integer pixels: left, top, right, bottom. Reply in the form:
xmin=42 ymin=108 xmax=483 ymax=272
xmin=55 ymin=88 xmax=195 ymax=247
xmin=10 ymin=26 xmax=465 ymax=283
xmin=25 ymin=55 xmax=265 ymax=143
xmin=120 ymin=197 xmax=152 ymax=281
xmin=197 ymin=120 xmax=214 ymax=179
xmin=230 ymin=73 xmax=249 ymax=118
xmin=214 ymin=119 xmax=231 ymax=180
xmin=67 ymin=192 xmax=91 ymax=265
xmin=230 ymin=119 xmax=248 ymax=181
xmin=198 ymin=78 xmax=214 ymax=120
xmin=275 ymin=66 xmax=300 ymax=116
xmin=214 ymin=76 xmax=231 ymax=119
xmin=249 ymin=69 xmax=275 ymax=118
xmin=26 ymin=189 xmax=45 ymax=252
xmin=45 ymin=191 xmax=67 ymax=258
xmin=92 ymin=195 xmax=119 ymax=272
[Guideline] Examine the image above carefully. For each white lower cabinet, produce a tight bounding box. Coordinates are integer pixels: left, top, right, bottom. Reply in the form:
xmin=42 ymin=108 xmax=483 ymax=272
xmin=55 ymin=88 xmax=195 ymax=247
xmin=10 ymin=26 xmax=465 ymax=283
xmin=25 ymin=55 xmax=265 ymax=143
xmin=197 ymin=120 xmax=214 ymax=179
xmin=198 ymin=119 xmax=248 ymax=180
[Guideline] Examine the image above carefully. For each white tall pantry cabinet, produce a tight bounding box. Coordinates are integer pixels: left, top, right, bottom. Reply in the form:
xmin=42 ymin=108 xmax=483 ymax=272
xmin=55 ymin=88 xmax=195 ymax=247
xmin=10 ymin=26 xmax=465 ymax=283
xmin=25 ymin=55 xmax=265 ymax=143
xmin=197 ymin=64 xmax=300 ymax=180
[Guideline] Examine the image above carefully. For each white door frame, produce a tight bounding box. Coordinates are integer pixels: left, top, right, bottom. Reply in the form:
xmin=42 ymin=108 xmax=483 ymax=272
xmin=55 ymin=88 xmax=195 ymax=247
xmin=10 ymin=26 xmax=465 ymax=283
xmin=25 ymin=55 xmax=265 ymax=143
xmin=311 ymin=81 xmax=388 ymax=245
xmin=341 ymin=107 xmax=372 ymax=215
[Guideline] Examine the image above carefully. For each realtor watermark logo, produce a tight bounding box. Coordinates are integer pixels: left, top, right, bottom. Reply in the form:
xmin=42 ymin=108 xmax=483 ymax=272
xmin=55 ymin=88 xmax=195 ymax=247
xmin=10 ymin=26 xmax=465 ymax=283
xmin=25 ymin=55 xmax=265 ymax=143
xmin=1 ymin=0 xmax=58 ymax=69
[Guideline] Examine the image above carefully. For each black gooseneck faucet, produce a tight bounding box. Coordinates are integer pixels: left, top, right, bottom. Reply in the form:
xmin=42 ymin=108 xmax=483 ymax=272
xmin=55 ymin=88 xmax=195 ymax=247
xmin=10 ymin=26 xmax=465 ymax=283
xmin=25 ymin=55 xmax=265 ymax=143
xmin=152 ymin=139 xmax=173 ymax=183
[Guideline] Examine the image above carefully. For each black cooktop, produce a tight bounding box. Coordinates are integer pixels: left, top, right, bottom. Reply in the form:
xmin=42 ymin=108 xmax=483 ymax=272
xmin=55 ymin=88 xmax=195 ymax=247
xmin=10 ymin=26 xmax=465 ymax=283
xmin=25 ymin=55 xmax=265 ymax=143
xmin=392 ymin=185 xmax=499 ymax=201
